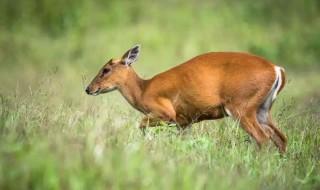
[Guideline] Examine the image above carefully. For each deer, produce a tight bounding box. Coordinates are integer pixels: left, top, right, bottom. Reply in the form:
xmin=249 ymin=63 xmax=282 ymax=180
xmin=86 ymin=45 xmax=287 ymax=153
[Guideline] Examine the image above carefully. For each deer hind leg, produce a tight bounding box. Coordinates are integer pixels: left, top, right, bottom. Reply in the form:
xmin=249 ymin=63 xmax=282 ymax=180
xmin=267 ymin=115 xmax=287 ymax=153
xmin=256 ymin=72 xmax=287 ymax=153
xmin=237 ymin=111 xmax=270 ymax=148
xmin=257 ymin=105 xmax=287 ymax=153
xmin=225 ymin=90 xmax=275 ymax=148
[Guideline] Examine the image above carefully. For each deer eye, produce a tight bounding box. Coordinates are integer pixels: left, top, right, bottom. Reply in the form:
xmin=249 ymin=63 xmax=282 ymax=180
xmin=101 ymin=68 xmax=110 ymax=76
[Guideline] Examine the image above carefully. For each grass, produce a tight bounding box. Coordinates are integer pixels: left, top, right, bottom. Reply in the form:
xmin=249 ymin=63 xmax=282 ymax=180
xmin=0 ymin=0 xmax=320 ymax=189
xmin=0 ymin=64 xmax=319 ymax=190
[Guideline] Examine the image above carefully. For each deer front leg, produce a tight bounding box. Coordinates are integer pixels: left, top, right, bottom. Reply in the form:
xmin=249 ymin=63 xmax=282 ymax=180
xmin=139 ymin=116 xmax=191 ymax=136
xmin=139 ymin=114 xmax=171 ymax=135
xmin=139 ymin=115 xmax=179 ymax=135
xmin=139 ymin=98 xmax=177 ymax=135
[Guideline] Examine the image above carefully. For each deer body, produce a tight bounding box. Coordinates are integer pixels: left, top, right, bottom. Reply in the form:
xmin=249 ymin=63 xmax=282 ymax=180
xmin=86 ymin=45 xmax=287 ymax=153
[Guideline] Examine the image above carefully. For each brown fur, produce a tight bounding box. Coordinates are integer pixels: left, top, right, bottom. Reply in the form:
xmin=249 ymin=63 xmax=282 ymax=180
xmin=86 ymin=47 xmax=287 ymax=153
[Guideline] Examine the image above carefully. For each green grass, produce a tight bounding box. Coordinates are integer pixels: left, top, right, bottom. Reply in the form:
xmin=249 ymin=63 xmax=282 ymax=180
xmin=0 ymin=71 xmax=319 ymax=190
xmin=0 ymin=0 xmax=320 ymax=189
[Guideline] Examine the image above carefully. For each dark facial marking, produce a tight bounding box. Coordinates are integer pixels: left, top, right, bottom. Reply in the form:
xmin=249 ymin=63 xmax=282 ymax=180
xmin=101 ymin=68 xmax=111 ymax=77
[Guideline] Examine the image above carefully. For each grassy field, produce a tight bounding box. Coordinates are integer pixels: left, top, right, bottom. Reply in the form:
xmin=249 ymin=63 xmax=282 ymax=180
xmin=0 ymin=0 xmax=320 ymax=189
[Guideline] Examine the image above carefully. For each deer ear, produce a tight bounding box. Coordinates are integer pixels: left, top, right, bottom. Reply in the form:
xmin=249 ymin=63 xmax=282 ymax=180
xmin=122 ymin=44 xmax=140 ymax=66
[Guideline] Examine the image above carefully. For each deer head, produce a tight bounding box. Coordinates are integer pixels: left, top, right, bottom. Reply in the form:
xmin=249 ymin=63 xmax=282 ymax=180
xmin=85 ymin=45 xmax=141 ymax=96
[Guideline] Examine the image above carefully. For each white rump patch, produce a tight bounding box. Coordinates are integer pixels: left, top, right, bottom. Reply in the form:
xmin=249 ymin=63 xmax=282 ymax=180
xmin=272 ymin=66 xmax=283 ymax=101
xmin=257 ymin=66 xmax=284 ymax=124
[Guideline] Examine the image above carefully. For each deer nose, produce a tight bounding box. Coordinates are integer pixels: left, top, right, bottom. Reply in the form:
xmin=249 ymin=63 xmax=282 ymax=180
xmin=85 ymin=87 xmax=90 ymax=94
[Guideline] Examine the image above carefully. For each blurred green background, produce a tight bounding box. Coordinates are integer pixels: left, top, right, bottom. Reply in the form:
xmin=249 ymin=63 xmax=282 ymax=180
xmin=0 ymin=0 xmax=320 ymax=189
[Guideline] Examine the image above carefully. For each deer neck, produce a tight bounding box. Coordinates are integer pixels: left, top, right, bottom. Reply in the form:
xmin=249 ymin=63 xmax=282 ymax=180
xmin=118 ymin=70 xmax=147 ymax=113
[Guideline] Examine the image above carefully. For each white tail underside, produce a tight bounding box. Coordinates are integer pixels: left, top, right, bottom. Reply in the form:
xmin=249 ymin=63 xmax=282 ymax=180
xmin=272 ymin=66 xmax=283 ymax=101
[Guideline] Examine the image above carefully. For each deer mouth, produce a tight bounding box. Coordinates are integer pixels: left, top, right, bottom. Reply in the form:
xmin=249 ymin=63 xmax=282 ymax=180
xmin=88 ymin=88 xmax=100 ymax=96
xmin=100 ymin=86 xmax=117 ymax=94
xmin=86 ymin=86 xmax=116 ymax=96
xmin=85 ymin=87 xmax=101 ymax=96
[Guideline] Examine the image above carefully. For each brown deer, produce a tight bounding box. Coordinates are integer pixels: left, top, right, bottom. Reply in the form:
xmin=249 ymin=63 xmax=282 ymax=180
xmin=86 ymin=45 xmax=287 ymax=153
